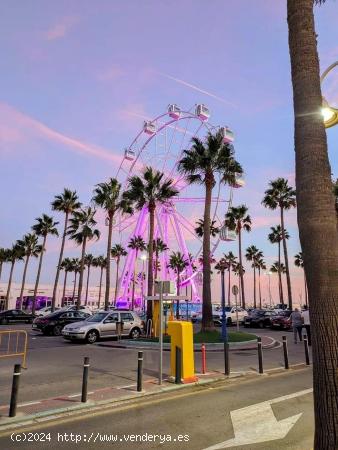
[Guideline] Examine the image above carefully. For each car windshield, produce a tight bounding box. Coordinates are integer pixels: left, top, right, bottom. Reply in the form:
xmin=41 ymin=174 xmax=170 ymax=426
xmin=86 ymin=312 xmax=108 ymax=323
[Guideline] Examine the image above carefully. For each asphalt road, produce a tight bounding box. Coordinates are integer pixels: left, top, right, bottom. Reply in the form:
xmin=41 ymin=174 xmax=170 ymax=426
xmin=0 ymin=368 xmax=314 ymax=450
xmin=0 ymin=324 xmax=311 ymax=405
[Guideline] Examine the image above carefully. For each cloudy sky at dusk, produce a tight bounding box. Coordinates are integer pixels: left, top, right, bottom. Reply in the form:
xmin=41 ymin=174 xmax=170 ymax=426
xmin=1 ymin=0 xmax=338 ymax=304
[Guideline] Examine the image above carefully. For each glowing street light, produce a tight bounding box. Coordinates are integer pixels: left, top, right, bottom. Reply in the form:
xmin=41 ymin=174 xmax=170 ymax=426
xmin=321 ymin=61 xmax=338 ymax=129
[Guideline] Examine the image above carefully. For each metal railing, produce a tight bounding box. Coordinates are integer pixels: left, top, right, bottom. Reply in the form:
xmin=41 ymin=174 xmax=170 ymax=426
xmin=0 ymin=330 xmax=28 ymax=369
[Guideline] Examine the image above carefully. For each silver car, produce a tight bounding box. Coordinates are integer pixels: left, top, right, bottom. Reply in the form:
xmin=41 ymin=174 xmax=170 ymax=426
xmin=62 ymin=310 xmax=143 ymax=344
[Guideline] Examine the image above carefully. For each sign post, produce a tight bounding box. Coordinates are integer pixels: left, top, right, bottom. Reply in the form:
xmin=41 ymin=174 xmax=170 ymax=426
xmin=232 ymin=285 xmax=240 ymax=332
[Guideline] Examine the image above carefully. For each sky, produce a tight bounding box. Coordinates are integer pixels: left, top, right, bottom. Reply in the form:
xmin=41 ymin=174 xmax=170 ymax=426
xmin=1 ymin=0 xmax=338 ymax=305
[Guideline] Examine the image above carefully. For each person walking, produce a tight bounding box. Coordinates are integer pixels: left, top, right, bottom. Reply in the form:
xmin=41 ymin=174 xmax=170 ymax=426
xmin=290 ymin=307 xmax=303 ymax=344
xmin=301 ymin=305 xmax=311 ymax=346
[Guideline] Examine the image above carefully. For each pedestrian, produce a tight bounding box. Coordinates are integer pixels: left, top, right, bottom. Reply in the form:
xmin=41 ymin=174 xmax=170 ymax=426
xmin=290 ymin=308 xmax=303 ymax=344
xmin=301 ymin=305 xmax=311 ymax=346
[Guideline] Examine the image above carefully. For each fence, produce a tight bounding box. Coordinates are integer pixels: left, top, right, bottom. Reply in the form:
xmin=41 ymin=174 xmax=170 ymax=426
xmin=0 ymin=330 xmax=28 ymax=369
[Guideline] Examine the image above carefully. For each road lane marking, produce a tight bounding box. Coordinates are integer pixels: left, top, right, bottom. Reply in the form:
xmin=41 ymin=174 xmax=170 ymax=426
xmin=18 ymin=401 xmax=41 ymax=407
xmin=204 ymin=388 xmax=313 ymax=449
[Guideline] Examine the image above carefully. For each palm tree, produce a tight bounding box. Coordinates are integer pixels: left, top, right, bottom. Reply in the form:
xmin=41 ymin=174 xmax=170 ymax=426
xmin=288 ymin=3 xmax=338 ymax=443
xmin=178 ymin=131 xmax=242 ymax=330
xmin=51 ymin=189 xmax=81 ymax=311
xmin=67 ymin=207 xmax=100 ymax=309
xmin=232 ymin=262 xmax=245 ymax=305
xmin=31 ymin=214 xmax=59 ymax=314
xmin=17 ymin=234 xmax=42 ymax=309
xmin=168 ymin=251 xmax=189 ymax=319
xmin=262 ymin=179 xmax=296 ymax=309
xmin=245 ymin=245 xmax=260 ymax=309
xmin=123 ymin=166 xmax=178 ymax=320
xmin=153 ymin=238 xmax=169 ymax=280
xmin=215 ymin=257 xmax=229 ymax=338
xmin=271 ymin=262 xmax=286 ymax=275
xmin=195 ymin=219 xmax=219 ymax=238
xmin=71 ymin=258 xmax=81 ymax=303
xmin=223 ymin=251 xmax=237 ymax=306
xmin=84 ymin=254 xmax=95 ymax=306
xmin=92 ymin=178 xmax=132 ymax=312
xmin=225 ymin=205 xmax=252 ymax=308
xmin=256 ymin=257 xmax=266 ymax=309
xmin=60 ymin=258 xmax=74 ymax=307
xmin=128 ymin=236 xmax=147 ymax=310
xmin=294 ymin=252 xmax=308 ymax=307
xmin=5 ymin=244 xmax=24 ymax=310
xmin=268 ymin=225 xmax=290 ymax=304
xmin=111 ymin=244 xmax=127 ymax=305
xmin=0 ymin=248 xmax=7 ymax=283
xmin=93 ymin=256 xmax=106 ymax=309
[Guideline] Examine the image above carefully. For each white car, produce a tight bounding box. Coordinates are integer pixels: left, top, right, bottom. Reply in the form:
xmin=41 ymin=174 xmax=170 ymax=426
xmin=36 ymin=306 xmax=60 ymax=317
xmin=213 ymin=306 xmax=248 ymax=326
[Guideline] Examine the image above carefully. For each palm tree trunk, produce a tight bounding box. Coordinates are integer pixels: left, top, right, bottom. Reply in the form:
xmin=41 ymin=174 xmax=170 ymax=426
xmin=155 ymin=250 xmax=159 ymax=281
xmin=19 ymin=255 xmax=30 ymax=310
xmin=227 ymin=265 xmax=231 ymax=306
xmin=131 ymin=250 xmax=138 ymax=310
xmin=238 ymin=229 xmax=245 ymax=308
xmin=288 ymin=1 xmax=338 ymax=446
xmin=52 ymin=212 xmax=69 ymax=311
xmin=0 ymin=262 xmax=3 ymax=283
xmin=98 ymin=267 xmax=103 ymax=309
xmin=85 ymin=264 xmax=91 ymax=306
xmin=176 ymin=269 xmax=181 ymax=319
xmin=32 ymin=235 xmax=47 ymax=315
xmin=278 ymin=241 xmax=284 ymax=304
xmin=72 ymin=271 xmax=77 ymax=302
xmin=258 ymin=267 xmax=262 ymax=309
xmin=77 ymin=238 xmax=87 ymax=309
xmin=61 ymin=270 xmax=68 ymax=308
xmin=253 ymin=266 xmax=256 ymax=309
xmin=202 ymin=179 xmax=214 ymax=331
xmin=104 ymin=213 xmax=114 ymax=311
xmin=147 ymin=204 xmax=155 ymax=321
xmin=114 ymin=258 xmax=120 ymax=306
xmin=5 ymin=261 xmax=15 ymax=310
xmin=280 ymin=208 xmax=292 ymax=309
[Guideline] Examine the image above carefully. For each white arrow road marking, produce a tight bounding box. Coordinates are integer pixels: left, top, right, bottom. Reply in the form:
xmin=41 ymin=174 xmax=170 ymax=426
xmin=203 ymin=388 xmax=313 ymax=449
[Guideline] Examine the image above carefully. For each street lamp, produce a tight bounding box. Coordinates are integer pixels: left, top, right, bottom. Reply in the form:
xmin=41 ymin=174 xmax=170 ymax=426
xmin=321 ymin=61 xmax=338 ymax=129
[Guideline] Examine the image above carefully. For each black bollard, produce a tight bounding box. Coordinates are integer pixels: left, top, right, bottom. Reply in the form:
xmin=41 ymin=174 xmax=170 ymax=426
xmin=224 ymin=342 xmax=230 ymax=376
xmin=303 ymin=336 xmax=310 ymax=366
xmin=175 ymin=346 xmax=182 ymax=384
xmin=9 ymin=364 xmax=21 ymax=417
xmin=81 ymin=357 xmax=90 ymax=403
xmin=282 ymin=336 xmax=289 ymax=370
xmin=137 ymin=351 xmax=143 ymax=392
xmin=257 ymin=337 xmax=264 ymax=374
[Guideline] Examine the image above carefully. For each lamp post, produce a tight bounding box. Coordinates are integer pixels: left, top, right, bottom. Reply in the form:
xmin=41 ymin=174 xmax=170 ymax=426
xmin=321 ymin=61 xmax=338 ymax=128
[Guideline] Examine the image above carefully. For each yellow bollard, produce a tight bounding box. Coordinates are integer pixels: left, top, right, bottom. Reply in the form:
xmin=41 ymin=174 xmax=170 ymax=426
xmin=167 ymin=321 xmax=197 ymax=383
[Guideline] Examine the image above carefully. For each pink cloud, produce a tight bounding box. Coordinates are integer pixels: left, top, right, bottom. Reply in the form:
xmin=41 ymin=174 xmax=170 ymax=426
xmin=46 ymin=16 xmax=79 ymax=41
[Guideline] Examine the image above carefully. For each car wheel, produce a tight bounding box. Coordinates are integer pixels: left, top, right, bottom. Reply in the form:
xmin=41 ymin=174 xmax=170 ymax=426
xmin=53 ymin=325 xmax=63 ymax=336
xmin=0 ymin=318 xmax=8 ymax=325
xmin=227 ymin=317 xmax=232 ymax=326
xmin=129 ymin=328 xmax=141 ymax=340
xmin=86 ymin=330 xmax=99 ymax=344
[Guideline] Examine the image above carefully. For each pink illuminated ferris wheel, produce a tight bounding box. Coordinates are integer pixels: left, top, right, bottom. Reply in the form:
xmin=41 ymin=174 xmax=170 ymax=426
xmin=114 ymin=105 xmax=244 ymax=307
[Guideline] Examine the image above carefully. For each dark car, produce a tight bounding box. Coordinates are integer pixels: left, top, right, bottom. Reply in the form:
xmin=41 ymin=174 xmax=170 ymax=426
xmin=0 ymin=309 xmax=35 ymax=325
xmin=32 ymin=310 xmax=90 ymax=336
xmin=244 ymin=310 xmax=276 ymax=328
xmin=270 ymin=310 xmax=292 ymax=330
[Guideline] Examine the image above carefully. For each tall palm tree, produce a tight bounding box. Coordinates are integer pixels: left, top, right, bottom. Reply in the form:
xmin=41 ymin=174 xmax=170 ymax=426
xmin=288 ymin=3 xmax=338 ymax=443
xmin=256 ymin=257 xmax=266 ymax=309
xmin=245 ymin=245 xmax=260 ymax=309
xmin=168 ymin=251 xmax=189 ymax=319
xmin=128 ymin=236 xmax=147 ymax=310
xmin=93 ymin=256 xmax=106 ymax=309
xmin=60 ymin=258 xmax=74 ymax=307
xmin=153 ymin=238 xmax=169 ymax=280
xmin=294 ymin=252 xmax=308 ymax=307
xmin=215 ymin=257 xmax=229 ymax=338
xmin=111 ymin=244 xmax=127 ymax=306
xmin=51 ymin=189 xmax=81 ymax=311
xmin=67 ymin=207 xmax=100 ymax=309
xmin=270 ymin=262 xmax=286 ymax=275
xmin=268 ymin=225 xmax=290 ymax=304
xmin=5 ymin=244 xmax=24 ymax=310
xmin=17 ymin=234 xmax=42 ymax=309
xmin=31 ymin=214 xmax=59 ymax=314
xmin=225 ymin=205 xmax=252 ymax=308
xmin=0 ymin=248 xmax=7 ymax=283
xmin=84 ymin=254 xmax=95 ymax=306
xmin=232 ymin=262 xmax=245 ymax=305
xmin=262 ymin=179 xmax=296 ymax=309
xmin=194 ymin=219 xmax=219 ymax=238
xmin=92 ymin=178 xmax=132 ymax=312
xmin=123 ymin=166 xmax=178 ymax=320
xmin=71 ymin=258 xmax=81 ymax=303
xmin=178 ymin=131 xmax=242 ymax=330
xmin=223 ymin=251 xmax=237 ymax=306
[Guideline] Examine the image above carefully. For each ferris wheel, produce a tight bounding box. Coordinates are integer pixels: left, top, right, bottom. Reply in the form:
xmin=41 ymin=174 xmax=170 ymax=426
xmin=114 ymin=104 xmax=244 ymax=307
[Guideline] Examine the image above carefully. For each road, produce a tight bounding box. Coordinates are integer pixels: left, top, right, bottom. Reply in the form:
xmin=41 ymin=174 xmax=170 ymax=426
xmin=0 ymin=324 xmax=311 ymax=405
xmin=0 ymin=368 xmax=314 ymax=450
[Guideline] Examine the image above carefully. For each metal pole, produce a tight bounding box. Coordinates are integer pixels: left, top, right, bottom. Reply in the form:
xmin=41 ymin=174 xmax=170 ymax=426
xmin=9 ymin=364 xmax=21 ymax=417
xmin=235 ymin=293 xmax=239 ymax=332
xmin=137 ymin=351 xmax=143 ymax=392
xmin=221 ymin=270 xmax=227 ymax=341
xmin=186 ymin=300 xmax=189 ymax=321
xmin=257 ymin=337 xmax=263 ymax=374
xmin=201 ymin=343 xmax=206 ymax=374
xmin=159 ymin=282 xmax=163 ymax=385
xmin=175 ymin=346 xmax=182 ymax=384
xmin=81 ymin=357 xmax=90 ymax=403
xmin=224 ymin=342 xmax=230 ymax=376
xmin=282 ymin=335 xmax=289 ymax=370
xmin=303 ymin=335 xmax=310 ymax=365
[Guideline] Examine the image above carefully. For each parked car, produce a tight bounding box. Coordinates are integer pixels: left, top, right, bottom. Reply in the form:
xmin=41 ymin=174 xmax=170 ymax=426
xmin=0 ymin=309 xmax=35 ymax=325
xmin=32 ymin=310 xmax=91 ymax=335
xmin=62 ymin=310 xmax=144 ymax=344
xmin=270 ymin=310 xmax=292 ymax=330
xmin=213 ymin=306 xmax=248 ymax=326
xmin=244 ymin=310 xmax=276 ymax=328
xmin=36 ymin=306 xmax=60 ymax=317
xmin=60 ymin=305 xmax=93 ymax=315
